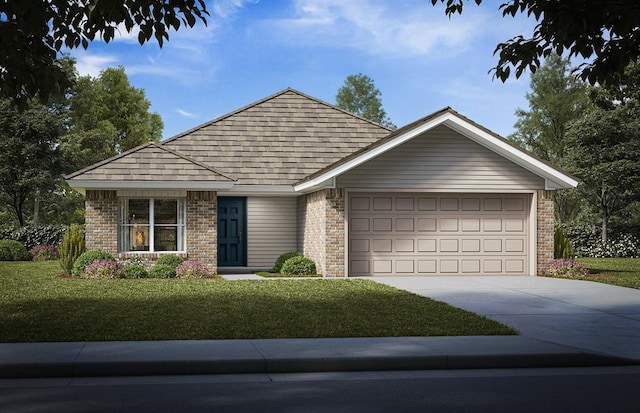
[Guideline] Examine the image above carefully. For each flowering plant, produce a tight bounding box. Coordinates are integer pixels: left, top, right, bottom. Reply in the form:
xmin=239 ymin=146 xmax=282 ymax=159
xmin=547 ymin=258 xmax=589 ymax=278
xmin=29 ymin=244 xmax=59 ymax=261
xmin=82 ymin=260 xmax=122 ymax=279
xmin=176 ymin=261 xmax=211 ymax=279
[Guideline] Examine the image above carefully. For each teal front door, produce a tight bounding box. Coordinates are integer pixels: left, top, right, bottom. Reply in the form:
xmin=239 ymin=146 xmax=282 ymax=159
xmin=217 ymin=197 xmax=246 ymax=266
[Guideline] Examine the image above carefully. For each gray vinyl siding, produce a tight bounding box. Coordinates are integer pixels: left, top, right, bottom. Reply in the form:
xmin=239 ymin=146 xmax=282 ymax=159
xmin=247 ymin=197 xmax=297 ymax=267
xmin=336 ymin=125 xmax=545 ymax=190
xmin=297 ymin=195 xmax=306 ymax=253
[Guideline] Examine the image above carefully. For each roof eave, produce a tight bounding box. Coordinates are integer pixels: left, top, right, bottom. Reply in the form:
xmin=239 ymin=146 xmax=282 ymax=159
xmin=68 ymin=180 xmax=235 ymax=195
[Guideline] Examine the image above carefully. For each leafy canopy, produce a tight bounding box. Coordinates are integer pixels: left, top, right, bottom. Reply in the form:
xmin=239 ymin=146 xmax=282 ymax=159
xmin=0 ymin=0 xmax=208 ymax=104
xmin=336 ymin=74 xmax=396 ymax=129
xmin=430 ymin=0 xmax=640 ymax=85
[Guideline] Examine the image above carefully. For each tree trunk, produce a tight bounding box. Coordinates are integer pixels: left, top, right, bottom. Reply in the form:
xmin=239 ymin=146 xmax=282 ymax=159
xmin=602 ymin=208 xmax=608 ymax=242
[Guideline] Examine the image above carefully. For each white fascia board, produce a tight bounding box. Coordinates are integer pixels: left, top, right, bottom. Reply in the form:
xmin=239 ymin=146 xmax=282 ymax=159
xmin=442 ymin=117 xmax=579 ymax=188
xmin=293 ymin=115 xmax=450 ymax=192
xmin=67 ymin=180 xmax=235 ymax=192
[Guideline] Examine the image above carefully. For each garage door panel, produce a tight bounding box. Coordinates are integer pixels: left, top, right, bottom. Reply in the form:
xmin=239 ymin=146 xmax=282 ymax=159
xmin=348 ymin=193 xmax=530 ymax=276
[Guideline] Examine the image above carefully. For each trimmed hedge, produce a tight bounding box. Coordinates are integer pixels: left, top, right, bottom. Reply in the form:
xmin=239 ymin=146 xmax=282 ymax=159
xmin=155 ymin=254 xmax=184 ymax=269
xmin=273 ymin=251 xmax=302 ymax=273
xmin=0 ymin=225 xmax=66 ymax=250
xmin=148 ymin=264 xmax=176 ymax=278
xmin=72 ymin=250 xmax=115 ymax=276
xmin=281 ymin=256 xmax=316 ymax=275
xmin=0 ymin=240 xmax=30 ymax=261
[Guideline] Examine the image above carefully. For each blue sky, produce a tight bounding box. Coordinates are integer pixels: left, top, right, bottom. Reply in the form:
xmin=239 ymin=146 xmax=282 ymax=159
xmin=67 ymin=0 xmax=537 ymax=140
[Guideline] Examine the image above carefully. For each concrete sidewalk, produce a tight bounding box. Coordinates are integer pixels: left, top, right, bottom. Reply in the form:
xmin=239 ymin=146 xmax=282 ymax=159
xmin=0 ymin=336 xmax=637 ymax=379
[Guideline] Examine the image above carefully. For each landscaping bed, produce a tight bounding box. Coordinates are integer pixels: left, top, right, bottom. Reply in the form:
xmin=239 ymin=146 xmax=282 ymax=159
xmin=0 ymin=261 xmax=515 ymax=342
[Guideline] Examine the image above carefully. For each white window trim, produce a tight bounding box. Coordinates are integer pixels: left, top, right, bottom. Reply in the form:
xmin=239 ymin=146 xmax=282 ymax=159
xmin=118 ymin=197 xmax=187 ymax=253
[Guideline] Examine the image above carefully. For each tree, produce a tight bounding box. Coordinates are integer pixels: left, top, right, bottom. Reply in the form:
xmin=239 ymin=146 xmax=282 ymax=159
xmin=509 ymin=54 xmax=589 ymax=223
xmin=0 ymin=0 xmax=208 ymax=104
xmin=430 ymin=0 xmax=640 ymax=85
xmin=0 ymin=99 xmax=64 ymax=226
xmin=61 ymin=66 xmax=163 ymax=170
xmin=566 ymin=62 xmax=640 ymax=242
xmin=336 ymin=74 xmax=396 ymax=129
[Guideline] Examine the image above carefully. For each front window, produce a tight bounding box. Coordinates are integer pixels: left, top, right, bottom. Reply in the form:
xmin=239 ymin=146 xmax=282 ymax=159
xmin=119 ymin=198 xmax=185 ymax=252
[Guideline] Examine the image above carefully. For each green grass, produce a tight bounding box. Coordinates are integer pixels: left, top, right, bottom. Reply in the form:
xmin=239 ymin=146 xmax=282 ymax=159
xmin=255 ymin=271 xmax=322 ymax=278
xmin=0 ymin=261 xmax=515 ymax=342
xmin=577 ymin=258 xmax=640 ymax=290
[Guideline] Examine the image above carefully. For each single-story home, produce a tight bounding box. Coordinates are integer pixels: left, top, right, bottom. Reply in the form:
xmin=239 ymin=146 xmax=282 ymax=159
xmin=66 ymin=88 xmax=578 ymax=276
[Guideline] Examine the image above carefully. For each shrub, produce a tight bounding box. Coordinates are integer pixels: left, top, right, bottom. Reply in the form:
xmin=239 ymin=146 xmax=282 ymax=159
xmin=273 ymin=251 xmax=302 ymax=273
xmin=30 ymin=244 xmax=59 ymax=261
xmin=547 ymin=258 xmax=589 ymax=278
xmin=59 ymin=224 xmax=86 ymax=275
xmin=576 ymin=234 xmax=640 ymax=258
xmin=281 ymin=255 xmax=316 ymax=275
xmin=176 ymin=261 xmax=212 ymax=279
xmin=82 ymin=260 xmax=122 ymax=279
xmin=155 ymin=254 xmax=184 ymax=269
xmin=0 ymin=225 xmax=66 ymax=250
xmin=554 ymin=228 xmax=574 ymax=259
xmin=122 ymin=255 xmax=149 ymax=269
xmin=0 ymin=240 xmax=30 ymax=261
xmin=149 ymin=264 xmax=177 ymax=278
xmin=121 ymin=264 xmax=148 ymax=279
xmin=72 ymin=250 xmax=115 ymax=276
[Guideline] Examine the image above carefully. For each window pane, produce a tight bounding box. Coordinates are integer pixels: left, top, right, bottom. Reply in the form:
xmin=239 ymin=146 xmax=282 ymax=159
xmin=155 ymin=199 xmax=178 ymax=224
xmin=128 ymin=199 xmax=149 ymax=224
xmin=154 ymin=227 xmax=177 ymax=252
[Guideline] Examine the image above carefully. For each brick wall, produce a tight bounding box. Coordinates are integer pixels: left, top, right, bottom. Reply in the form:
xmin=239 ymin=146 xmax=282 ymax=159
xmin=537 ymin=189 xmax=555 ymax=274
xmin=187 ymin=191 xmax=217 ymax=273
xmin=85 ymin=190 xmax=118 ymax=256
xmin=302 ymin=188 xmax=345 ymax=277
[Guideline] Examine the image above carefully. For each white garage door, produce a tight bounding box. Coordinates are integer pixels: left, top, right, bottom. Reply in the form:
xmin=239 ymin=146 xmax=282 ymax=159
xmin=348 ymin=193 xmax=530 ymax=276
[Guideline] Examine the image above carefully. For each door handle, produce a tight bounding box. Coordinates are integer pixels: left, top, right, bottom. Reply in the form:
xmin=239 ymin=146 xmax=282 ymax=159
xmin=237 ymin=231 xmax=242 ymax=241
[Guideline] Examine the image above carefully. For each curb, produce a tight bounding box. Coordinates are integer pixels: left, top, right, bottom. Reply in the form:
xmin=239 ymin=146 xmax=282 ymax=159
xmin=1 ymin=337 xmax=638 ymax=379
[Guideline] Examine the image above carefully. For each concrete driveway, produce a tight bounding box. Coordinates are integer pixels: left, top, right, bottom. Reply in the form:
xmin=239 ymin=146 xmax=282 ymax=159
xmin=372 ymin=276 xmax=640 ymax=360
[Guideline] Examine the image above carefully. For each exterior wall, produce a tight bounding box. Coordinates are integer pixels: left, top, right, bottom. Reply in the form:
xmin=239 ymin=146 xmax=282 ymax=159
xmin=303 ymin=190 xmax=326 ymax=275
xmin=186 ymin=191 xmax=217 ymax=273
xmin=247 ymin=197 xmax=297 ymax=267
xmin=536 ymin=189 xmax=555 ymax=274
xmin=85 ymin=190 xmax=118 ymax=256
xmin=336 ymin=125 xmax=545 ymax=190
xmin=302 ymin=189 xmax=345 ymax=277
xmin=297 ymin=195 xmax=306 ymax=253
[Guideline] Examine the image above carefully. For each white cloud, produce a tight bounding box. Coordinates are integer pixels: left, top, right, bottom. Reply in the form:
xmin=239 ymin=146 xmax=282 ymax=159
xmin=74 ymin=53 xmax=120 ymax=76
xmin=264 ymin=0 xmax=486 ymax=58
xmin=213 ymin=0 xmax=260 ymax=18
xmin=177 ymin=108 xmax=198 ymax=118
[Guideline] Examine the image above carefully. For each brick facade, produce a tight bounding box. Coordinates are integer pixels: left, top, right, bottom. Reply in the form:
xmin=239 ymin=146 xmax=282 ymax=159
xmin=536 ymin=189 xmax=555 ymax=274
xmin=85 ymin=190 xmax=118 ymax=256
xmin=84 ymin=190 xmax=218 ymax=272
xmin=303 ymin=188 xmax=345 ymax=277
xmin=186 ymin=191 xmax=217 ymax=272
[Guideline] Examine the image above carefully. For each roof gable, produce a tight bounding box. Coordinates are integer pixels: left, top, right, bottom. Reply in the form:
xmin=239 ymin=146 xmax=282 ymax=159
xmin=161 ymin=88 xmax=392 ymax=185
xmin=295 ymin=108 xmax=579 ymax=191
xmin=66 ymin=143 xmax=236 ymax=190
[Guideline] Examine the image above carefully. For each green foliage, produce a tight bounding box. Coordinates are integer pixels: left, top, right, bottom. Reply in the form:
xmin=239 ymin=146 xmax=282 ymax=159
xmin=58 ymin=224 xmax=86 ymax=275
xmin=82 ymin=260 xmax=122 ymax=279
xmin=336 ymin=73 xmax=396 ymax=129
xmin=155 ymin=254 xmax=184 ymax=269
xmin=72 ymin=250 xmax=115 ymax=276
xmin=61 ymin=67 xmax=164 ymax=170
xmin=0 ymin=240 xmax=30 ymax=261
xmin=273 ymin=251 xmax=302 ymax=273
xmin=430 ymin=0 xmax=640 ymax=85
xmin=121 ymin=264 xmax=149 ymax=279
xmin=554 ymin=228 xmax=575 ymax=259
xmin=0 ymin=99 xmax=65 ymax=226
xmin=0 ymin=225 xmax=66 ymax=250
xmin=281 ymin=256 xmax=317 ymax=276
xmin=0 ymin=0 xmax=209 ymax=105
xmin=148 ymin=264 xmax=177 ymax=278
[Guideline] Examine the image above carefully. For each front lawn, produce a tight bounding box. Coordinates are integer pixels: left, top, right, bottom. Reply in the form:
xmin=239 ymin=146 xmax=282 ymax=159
xmin=577 ymin=258 xmax=640 ymax=290
xmin=0 ymin=261 xmax=515 ymax=342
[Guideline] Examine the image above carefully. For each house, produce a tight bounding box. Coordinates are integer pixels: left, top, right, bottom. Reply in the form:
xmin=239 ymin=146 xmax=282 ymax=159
xmin=65 ymin=88 xmax=578 ymax=276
